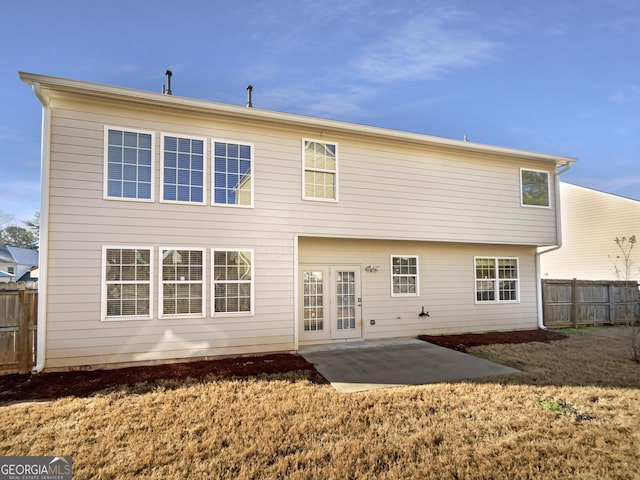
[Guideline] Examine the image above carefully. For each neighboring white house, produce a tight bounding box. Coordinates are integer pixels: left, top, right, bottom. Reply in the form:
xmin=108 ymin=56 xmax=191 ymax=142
xmin=0 ymin=245 xmax=39 ymax=282
xmin=541 ymin=183 xmax=640 ymax=282
xmin=20 ymin=72 xmax=576 ymax=372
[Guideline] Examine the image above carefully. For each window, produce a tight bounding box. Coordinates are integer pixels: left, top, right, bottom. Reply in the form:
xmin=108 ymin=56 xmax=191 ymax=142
xmin=162 ymin=134 xmax=205 ymax=204
xmin=105 ymin=127 xmax=153 ymax=200
xmin=303 ymin=139 xmax=337 ymax=201
xmin=521 ymin=169 xmax=550 ymax=207
xmin=303 ymin=271 xmax=324 ymax=331
xmin=103 ymin=247 xmax=152 ymax=320
xmin=213 ymin=249 xmax=253 ymax=315
xmin=391 ymin=255 xmax=419 ymax=296
xmin=160 ymin=248 xmax=205 ymax=317
xmin=213 ymin=141 xmax=253 ymax=206
xmin=475 ymin=257 xmax=519 ymax=303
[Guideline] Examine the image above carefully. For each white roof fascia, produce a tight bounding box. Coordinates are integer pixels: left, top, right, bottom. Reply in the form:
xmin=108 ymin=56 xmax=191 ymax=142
xmin=19 ymin=71 xmax=576 ymax=167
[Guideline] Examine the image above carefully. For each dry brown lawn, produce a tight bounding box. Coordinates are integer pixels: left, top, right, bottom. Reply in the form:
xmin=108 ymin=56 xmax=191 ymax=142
xmin=1 ymin=327 xmax=639 ymax=479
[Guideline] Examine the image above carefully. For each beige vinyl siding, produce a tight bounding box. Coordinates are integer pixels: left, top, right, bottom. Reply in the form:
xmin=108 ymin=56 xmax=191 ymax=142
xmin=298 ymin=237 xmax=538 ymax=341
xmin=45 ymin=101 xmax=297 ymax=367
xmin=42 ymin=93 xmax=554 ymax=368
xmin=540 ymin=183 xmax=640 ymax=282
xmin=48 ymin=97 xmax=558 ymax=244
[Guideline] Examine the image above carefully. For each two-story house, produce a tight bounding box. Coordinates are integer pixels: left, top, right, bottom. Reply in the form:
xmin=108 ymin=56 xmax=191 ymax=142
xmin=20 ymin=72 xmax=575 ymax=372
xmin=0 ymin=246 xmax=39 ymax=282
xmin=541 ymin=183 xmax=640 ymax=282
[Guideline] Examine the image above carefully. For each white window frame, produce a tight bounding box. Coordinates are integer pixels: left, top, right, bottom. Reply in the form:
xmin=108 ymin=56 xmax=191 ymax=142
xmin=390 ymin=255 xmax=420 ymax=297
xmin=101 ymin=246 xmax=153 ymax=322
xmin=474 ymin=256 xmax=520 ymax=304
xmin=159 ymin=247 xmax=206 ymax=319
xmin=104 ymin=126 xmax=155 ymax=202
xmin=212 ymin=138 xmax=254 ymax=208
xmin=212 ymin=248 xmax=254 ymax=317
xmin=520 ymin=168 xmax=551 ymax=208
xmin=302 ymin=138 xmax=339 ymax=202
xmin=160 ymin=133 xmax=207 ymax=205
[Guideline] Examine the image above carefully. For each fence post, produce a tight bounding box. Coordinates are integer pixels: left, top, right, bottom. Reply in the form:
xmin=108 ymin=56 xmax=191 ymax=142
xmin=571 ymin=278 xmax=578 ymax=328
xmin=541 ymin=279 xmax=547 ymax=327
xmin=608 ymin=283 xmax=616 ymax=325
xmin=17 ymin=289 xmax=37 ymax=374
xmin=18 ymin=290 xmax=30 ymax=373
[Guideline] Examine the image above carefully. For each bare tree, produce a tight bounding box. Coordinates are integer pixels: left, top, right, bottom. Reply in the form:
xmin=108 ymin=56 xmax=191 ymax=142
xmin=610 ymin=235 xmax=640 ymax=363
xmin=0 ymin=211 xmax=40 ymax=250
xmin=24 ymin=211 xmax=40 ymax=240
xmin=610 ymin=235 xmax=637 ymax=281
xmin=0 ymin=209 xmax=15 ymax=228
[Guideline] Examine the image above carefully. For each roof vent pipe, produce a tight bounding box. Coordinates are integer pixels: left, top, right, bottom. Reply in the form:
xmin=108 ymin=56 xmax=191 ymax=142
xmin=163 ymin=70 xmax=173 ymax=95
xmin=246 ymin=85 xmax=253 ymax=108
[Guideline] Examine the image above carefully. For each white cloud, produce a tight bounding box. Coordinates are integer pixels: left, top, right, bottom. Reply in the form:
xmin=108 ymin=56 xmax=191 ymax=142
xmin=256 ymin=5 xmax=504 ymax=119
xmin=354 ymin=8 xmax=501 ymax=83
xmin=262 ymin=84 xmax=378 ymax=119
xmin=609 ymin=85 xmax=640 ymax=104
xmin=602 ymin=175 xmax=640 ymax=192
xmin=0 ymin=126 xmax=27 ymax=142
xmin=570 ymin=174 xmax=640 ymax=201
xmin=0 ymin=179 xmax=41 ymax=222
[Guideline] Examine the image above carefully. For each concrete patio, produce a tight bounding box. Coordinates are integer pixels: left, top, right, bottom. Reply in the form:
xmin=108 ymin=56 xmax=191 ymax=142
xmin=299 ymin=338 xmax=520 ymax=392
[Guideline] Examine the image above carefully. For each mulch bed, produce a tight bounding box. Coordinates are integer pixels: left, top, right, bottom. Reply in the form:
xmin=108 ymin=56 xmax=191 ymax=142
xmin=419 ymin=329 xmax=568 ymax=353
xmin=0 ymin=354 xmax=318 ymax=403
xmin=1 ymin=330 xmax=568 ymax=403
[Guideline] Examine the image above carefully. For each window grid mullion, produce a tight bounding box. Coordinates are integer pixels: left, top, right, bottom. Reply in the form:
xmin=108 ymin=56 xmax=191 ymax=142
xmin=103 ymin=246 xmax=152 ymax=320
xmin=162 ymin=134 xmax=205 ymax=204
xmin=475 ymin=256 xmax=518 ymax=303
xmin=160 ymin=248 xmax=205 ymax=318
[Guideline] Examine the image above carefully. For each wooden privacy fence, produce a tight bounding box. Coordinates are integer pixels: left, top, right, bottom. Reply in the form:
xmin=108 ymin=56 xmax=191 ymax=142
xmin=0 ymin=283 xmax=37 ymax=374
xmin=542 ymin=279 xmax=640 ymax=328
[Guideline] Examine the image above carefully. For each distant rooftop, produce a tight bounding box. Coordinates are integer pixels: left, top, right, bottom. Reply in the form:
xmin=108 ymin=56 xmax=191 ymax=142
xmin=0 ymin=246 xmax=39 ymax=266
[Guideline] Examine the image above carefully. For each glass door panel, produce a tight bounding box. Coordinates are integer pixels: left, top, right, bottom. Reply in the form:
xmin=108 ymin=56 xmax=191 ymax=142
xmin=303 ymin=270 xmax=324 ymax=332
xmin=299 ymin=265 xmax=361 ymax=342
xmin=336 ymin=271 xmax=356 ymax=331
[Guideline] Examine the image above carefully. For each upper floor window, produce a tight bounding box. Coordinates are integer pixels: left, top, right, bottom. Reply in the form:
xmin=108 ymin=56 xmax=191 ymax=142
xmin=103 ymin=247 xmax=152 ymax=320
xmin=391 ymin=255 xmax=419 ymax=296
xmin=521 ymin=169 xmax=550 ymax=207
xmin=105 ymin=127 xmax=154 ymax=201
xmin=162 ymin=135 xmax=205 ymax=204
xmin=475 ymin=257 xmax=519 ymax=303
xmin=303 ymin=139 xmax=337 ymax=201
xmin=213 ymin=141 xmax=253 ymax=207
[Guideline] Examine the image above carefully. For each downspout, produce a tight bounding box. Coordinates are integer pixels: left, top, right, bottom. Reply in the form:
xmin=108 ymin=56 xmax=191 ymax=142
xmin=293 ymin=234 xmax=299 ymax=352
xmin=535 ymin=161 xmax=574 ymax=329
xmin=31 ymin=82 xmax=50 ymax=374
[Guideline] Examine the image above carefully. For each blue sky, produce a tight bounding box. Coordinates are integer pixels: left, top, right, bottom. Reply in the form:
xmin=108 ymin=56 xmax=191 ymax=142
xmin=2 ymin=0 xmax=639 ymax=222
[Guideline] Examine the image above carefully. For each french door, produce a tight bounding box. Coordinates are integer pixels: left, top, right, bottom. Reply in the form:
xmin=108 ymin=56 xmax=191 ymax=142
xmin=300 ymin=265 xmax=362 ymax=342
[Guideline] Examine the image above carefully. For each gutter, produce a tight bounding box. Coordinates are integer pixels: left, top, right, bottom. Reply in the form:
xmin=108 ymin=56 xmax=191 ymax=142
xmin=535 ymin=161 xmax=574 ymax=330
xmin=31 ymin=82 xmax=50 ymax=374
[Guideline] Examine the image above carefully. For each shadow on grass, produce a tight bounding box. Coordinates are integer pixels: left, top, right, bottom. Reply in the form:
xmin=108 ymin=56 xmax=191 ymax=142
xmin=459 ymin=327 xmax=640 ymax=390
xmin=2 ymin=327 xmax=637 ymax=402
